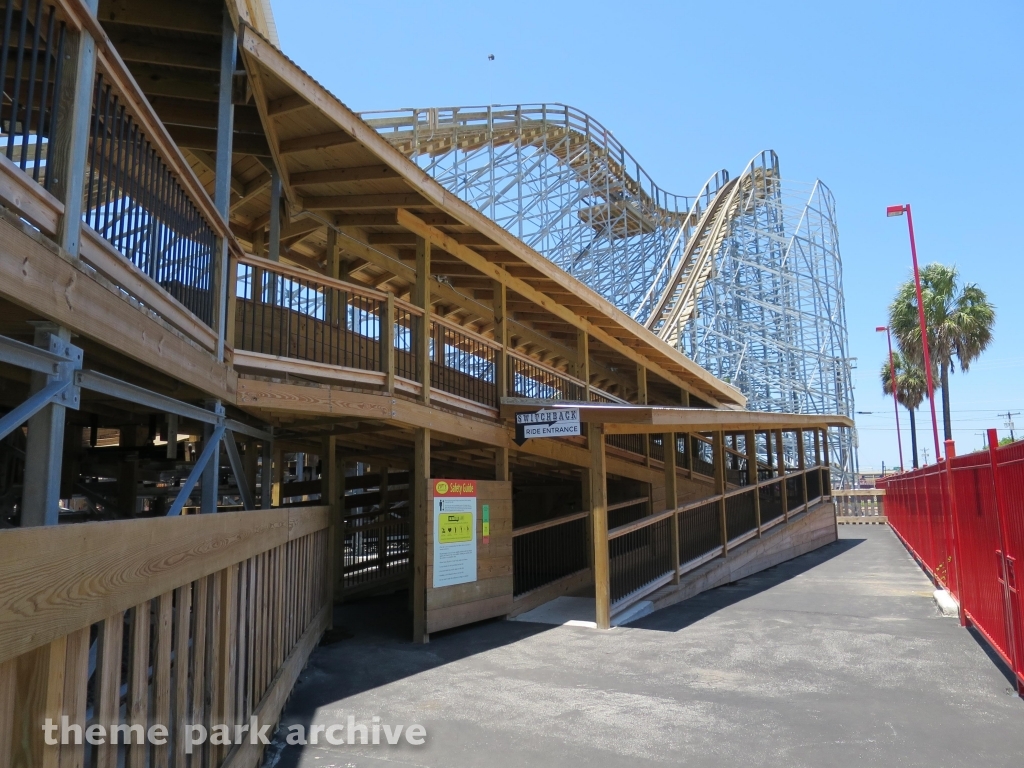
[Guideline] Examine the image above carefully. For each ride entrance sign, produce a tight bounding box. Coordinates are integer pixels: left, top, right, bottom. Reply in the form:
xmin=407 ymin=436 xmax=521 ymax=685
xmin=514 ymin=408 xmax=581 ymax=445
xmin=432 ymin=479 xmax=477 ymax=588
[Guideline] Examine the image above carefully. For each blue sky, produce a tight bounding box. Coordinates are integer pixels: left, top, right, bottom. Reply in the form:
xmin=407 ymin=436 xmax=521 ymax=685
xmin=274 ymin=1 xmax=1023 ymax=470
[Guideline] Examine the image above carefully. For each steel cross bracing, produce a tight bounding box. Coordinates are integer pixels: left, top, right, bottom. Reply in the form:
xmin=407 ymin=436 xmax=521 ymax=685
xmin=363 ymin=104 xmax=857 ymax=486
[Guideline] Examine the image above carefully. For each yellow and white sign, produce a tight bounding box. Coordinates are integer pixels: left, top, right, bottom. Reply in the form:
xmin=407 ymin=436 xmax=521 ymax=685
xmin=432 ymin=480 xmax=477 ymax=588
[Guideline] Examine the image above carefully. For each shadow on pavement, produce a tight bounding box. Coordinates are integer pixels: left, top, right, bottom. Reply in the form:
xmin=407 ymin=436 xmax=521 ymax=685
xmin=627 ymin=537 xmax=865 ymax=633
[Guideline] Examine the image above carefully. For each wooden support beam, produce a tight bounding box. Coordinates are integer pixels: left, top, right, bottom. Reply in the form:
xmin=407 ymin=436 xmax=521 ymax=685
xmin=495 ymin=446 xmax=509 ymax=482
xmin=278 ymin=130 xmax=356 ymax=154
xmin=305 ymin=193 xmax=427 ymax=210
xmin=395 ymin=209 xmax=719 ymax=406
xmin=97 ymin=1 xmax=223 ymax=35
xmin=714 ymin=431 xmax=727 ymax=553
xmin=322 ymin=434 xmax=341 ymax=611
xmin=412 ymin=428 xmax=429 ymax=643
xmin=747 ymin=430 xmax=761 ymax=535
xmin=589 ymin=423 xmax=610 ymax=630
xmin=576 ymin=329 xmax=591 ymax=400
xmin=664 ymin=431 xmax=680 ymax=584
xmin=493 ymin=280 xmax=508 ymax=400
xmin=415 ymin=237 xmax=431 ymax=404
xmin=166 ymin=124 xmax=271 ymax=156
xmin=290 ymin=165 xmax=402 ymax=186
xmin=267 ymin=93 xmax=310 ymax=117
xmin=797 ymin=429 xmax=808 ymax=508
xmin=776 ymin=429 xmax=788 ymax=520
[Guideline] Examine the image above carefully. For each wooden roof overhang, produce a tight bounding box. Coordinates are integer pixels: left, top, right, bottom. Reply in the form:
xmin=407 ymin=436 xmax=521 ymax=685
xmin=498 ymin=399 xmax=855 ymax=436
xmin=228 ymin=24 xmax=745 ymax=409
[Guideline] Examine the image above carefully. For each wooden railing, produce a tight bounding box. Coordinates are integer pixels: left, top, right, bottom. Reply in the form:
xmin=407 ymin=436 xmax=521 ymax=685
xmin=233 ymin=257 xmax=631 ymax=418
xmin=833 ymin=488 xmax=886 ymax=519
xmin=430 ymin=313 xmax=500 ymax=408
xmin=606 ymin=466 xmax=830 ymax=612
xmin=0 ymin=506 xmax=331 ymax=768
xmin=0 ymin=0 xmax=236 ymax=353
xmin=508 ymin=348 xmax=586 ymax=402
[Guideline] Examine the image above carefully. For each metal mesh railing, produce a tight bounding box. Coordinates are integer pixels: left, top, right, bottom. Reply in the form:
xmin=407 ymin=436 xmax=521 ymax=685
xmin=725 ymin=488 xmax=758 ymax=541
xmin=512 ymin=512 xmax=588 ymax=597
xmin=607 ymin=496 xmax=649 ymax=529
xmin=235 ymin=261 xmax=382 ymax=371
xmin=606 ymin=433 xmax=645 ymax=456
xmin=83 ymin=71 xmax=218 ymax=326
xmin=609 ymin=515 xmax=674 ymax=603
xmin=678 ymin=499 xmax=722 ymax=566
xmin=758 ymin=477 xmax=785 ymax=525
xmin=392 ymin=303 xmax=420 ymax=381
xmin=0 ymin=0 xmax=65 ymax=190
xmin=430 ymin=318 xmax=498 ymax=407
xmin=509 ymin=353 xmax=585 ymax=401
xmin=786 ymin=472 xmax=807 ymax=508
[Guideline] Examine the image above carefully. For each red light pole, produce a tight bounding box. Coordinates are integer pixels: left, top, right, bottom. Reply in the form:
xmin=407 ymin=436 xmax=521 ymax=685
xmin=876 ymin=325 xmax=905 ymax=471
xmin=886 ymin=204 xmax=942 ymax=463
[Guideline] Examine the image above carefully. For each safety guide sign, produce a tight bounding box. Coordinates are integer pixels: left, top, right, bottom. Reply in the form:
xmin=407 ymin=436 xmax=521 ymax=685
xmin=432 ymin=479 xmax=477 ymax=588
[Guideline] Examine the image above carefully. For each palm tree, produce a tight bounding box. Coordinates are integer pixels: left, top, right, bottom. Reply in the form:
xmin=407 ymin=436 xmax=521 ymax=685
xmin=888 ymin=263 xmax=995 ymax=441
xmin=880 ymin=351 xmax=927 ymax=468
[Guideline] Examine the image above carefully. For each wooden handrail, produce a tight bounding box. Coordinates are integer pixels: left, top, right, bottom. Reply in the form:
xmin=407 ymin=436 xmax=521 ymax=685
xmin=607 ymin=466 xmax=823 ymax=542
xmin=237 ymin=254 xmax=394 ymax=303
xmin=607 ymin=496 xmax=649 ymax=512
xmin=512 ymin=509 xmax=590 ymax=538
xmin=608 ymin=505 xmax=675 ymax=540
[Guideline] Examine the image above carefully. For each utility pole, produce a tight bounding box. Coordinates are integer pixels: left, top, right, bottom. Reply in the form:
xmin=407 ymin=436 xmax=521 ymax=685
xmin=922 ymin=447 xmax=930 ymax=465
xmin=1003 ymin=411 xmax=1020 ymax=442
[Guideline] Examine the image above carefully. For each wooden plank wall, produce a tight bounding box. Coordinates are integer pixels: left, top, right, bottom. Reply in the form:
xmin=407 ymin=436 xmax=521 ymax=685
xmin=0 ymin=507 xmax=331 ymax=768
xmin=425 ymin=480 xmax=513 ymax=633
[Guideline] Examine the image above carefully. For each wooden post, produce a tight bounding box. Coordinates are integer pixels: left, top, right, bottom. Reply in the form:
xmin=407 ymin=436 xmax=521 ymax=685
xmin=272 ymin=445 xmax=284 ymax=507
xmin=415 ymin=237 xmax=431 ymax=404
xmin=261 ymin=435 xmax=273 ymax=509
xmin=797 ymin=430 xmax=808 ymax=512
xmin=412 ymin=427 xmax=430 ymax=642
xmin=495 ymin=446 xmax=509 ymax=482
xmin=576 ymin=328 xmax=591 ymax=400
xmin=637 ymin=366 xmax=649 ymax=463
xmin=588 ymin=423 xmax=610 ymax=629
xmin=326 ymin=227 xmax=341 ymax=279
xmin=714 ymin=431 xmax=728 ymax=552
xmin=268 ymin=168 xmax=282 ymax=263
xmin=776 ymin=429 xmax=788 ymax=520
xmin=383 ymin=293 xmax=396 ymax=394
xmin=493 ymin=280 xmax=508 ymax=401
xmin=822 ymin=429 xmax=831 ymax=494
xmin=664 ymin=432 xmax=680 ymax=583
xmin=747 ymin=430 xmax=761 ymax=535
xmin=51 ymin=3 xmax=99 ymax=258
xmin=322 ymin=435 xmax=340 ymax=619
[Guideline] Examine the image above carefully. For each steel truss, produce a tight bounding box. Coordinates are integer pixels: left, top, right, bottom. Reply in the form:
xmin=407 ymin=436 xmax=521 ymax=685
xmin=364 ymin=104 xmax=857 ymax=486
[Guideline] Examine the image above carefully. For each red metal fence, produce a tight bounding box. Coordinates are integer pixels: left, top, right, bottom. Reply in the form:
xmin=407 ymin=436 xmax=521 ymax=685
xmin=878 ymin=431 xmax=1024 ymax=694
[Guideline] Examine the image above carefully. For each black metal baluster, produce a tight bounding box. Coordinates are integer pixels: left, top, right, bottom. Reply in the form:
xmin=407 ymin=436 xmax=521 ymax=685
xmin=6 ymin=1 xmax=29 ymax=161
xmin=33 ymin=4 xmax=56 ymax=183
xmin=0 ymin=2 xmax=16 ymax=141
xmin=95 ymin=88 xmax=114 ymax=231
xmin=20 ymin=0 xmax=43 ymax=171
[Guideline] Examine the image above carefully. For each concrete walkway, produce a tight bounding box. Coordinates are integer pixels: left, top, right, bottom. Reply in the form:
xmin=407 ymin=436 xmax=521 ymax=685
xmin=267 ymin=527 xmax=1024 ymax=767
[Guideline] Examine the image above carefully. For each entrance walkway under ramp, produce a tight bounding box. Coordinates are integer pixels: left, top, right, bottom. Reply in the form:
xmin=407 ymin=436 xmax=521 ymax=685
xmin=269 ymin=527 xmax=1024 ymax=767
